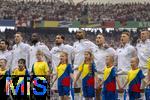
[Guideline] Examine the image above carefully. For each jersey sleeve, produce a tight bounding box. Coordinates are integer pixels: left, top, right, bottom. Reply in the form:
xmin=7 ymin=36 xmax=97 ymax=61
xmin=84 ymin=40 xmax=97 ymax=53
xmin=24 ymin=44 xmax=31 ymax=67
xmin=130 ymin=46 xmax=136 ymax=57
xmin=41 ymin=45 xmax=51 ymax=59
xmin=65 ymin=45 xmax=74 ymax=61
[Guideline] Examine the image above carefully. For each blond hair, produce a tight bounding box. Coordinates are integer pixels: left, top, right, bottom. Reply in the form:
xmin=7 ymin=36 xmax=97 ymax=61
xmin=59 ymin=51 xmax=69 ymax=64
xmin=36 ymin=50 xmax=44 ymax=56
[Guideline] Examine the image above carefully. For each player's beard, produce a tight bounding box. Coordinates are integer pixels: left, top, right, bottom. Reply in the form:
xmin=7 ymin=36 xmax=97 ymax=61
xmin=55 ymin=42 xmax=61 ymax=46
xmin=31 ymin=40 xmax=38 ymax=45
xmin=0 ymin=47 xmax=4 ymax=51
xmin=76 ymin=36 xmax=83 ymax=41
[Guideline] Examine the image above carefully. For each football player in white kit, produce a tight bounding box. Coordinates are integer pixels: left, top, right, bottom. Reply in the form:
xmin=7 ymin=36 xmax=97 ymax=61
xmin=73 ymin=29 xmax=97 ymax=70
xmin=116 ymin=32 xmax=136 ymax=99
xmin=136 ymin=31 xmax=150 ymax=75
xmin=147 ymin=57 xmax=150 ymax=82
xmin=11 ymin=32 xmax=31 ymax=72
xmin=0 ymin=40 xmax=12 ymax=69
xmin=72 ymin=29 xmax=97 ymax=99
xmin=50 ymin=34 xmax=73 ymax=85
xmin=94 ymin=34 xmax=116 ymax=100
xmin=136 ymin=31 xmax=150 ymax=94
xmin=29 ymin=33 xmax=51 ymax=72
xmin=50 ymin=34 xmax=73 ymax=73
xmin=50 ymin=34 xmax=73 ymax=98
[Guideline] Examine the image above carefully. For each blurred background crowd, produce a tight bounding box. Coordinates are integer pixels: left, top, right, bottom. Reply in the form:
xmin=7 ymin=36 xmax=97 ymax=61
xmin=0 ymin=27 xmax=148 ymax=50
xmin=0 ymin=0 xmax=150 ymax=22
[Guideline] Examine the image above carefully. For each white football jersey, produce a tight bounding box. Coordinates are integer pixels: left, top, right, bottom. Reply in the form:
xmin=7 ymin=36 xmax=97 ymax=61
xmin=50 ymin=44 xmax=73 ymax=72
xmin=116 ymin=43 xmax=136 ymax=73
xmin=29 ymin=42 xmax=50 ymax=72
xmin=72 ymin=39 xmax=97 ymax=69
xmin=94 ymin=46 xmax=116 ymax=72
xmin=136 ymin=39 xmax=150 ymax=68
xmin=11 ymin=42 xmax=31 ymax=71
xmin=0 ymin=50 xmax=12 ymax=69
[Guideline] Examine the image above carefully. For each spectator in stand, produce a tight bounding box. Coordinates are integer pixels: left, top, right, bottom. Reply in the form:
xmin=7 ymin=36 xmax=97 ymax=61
xmin=0 ymin=1 xmax=150 ymax=22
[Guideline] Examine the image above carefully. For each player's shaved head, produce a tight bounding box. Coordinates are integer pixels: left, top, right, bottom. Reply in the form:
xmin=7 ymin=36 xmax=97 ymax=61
xmin=31 ymin=33 xmax=40 ymax=45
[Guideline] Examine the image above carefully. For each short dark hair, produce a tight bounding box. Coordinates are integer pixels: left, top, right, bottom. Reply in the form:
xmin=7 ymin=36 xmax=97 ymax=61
xmin=122 ymin=32 xmax=130 ymax=37
xmin=32 ymin=33 xmax=39 ymax=37
xmin=0 ymin=59 xmax=7 ymax=64
xmin=57 ymin=34 xmax=65 ymax=40
xmin=0 ymin=39 xmax=9 ymax=47
xmin=18 ymin=58 xmax=26 ymax=65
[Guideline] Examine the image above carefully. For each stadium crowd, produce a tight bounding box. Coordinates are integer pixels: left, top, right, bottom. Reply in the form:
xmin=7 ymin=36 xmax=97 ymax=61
xmin=0 ymin=0 xmax=150 ymax=22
